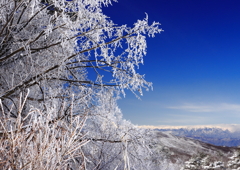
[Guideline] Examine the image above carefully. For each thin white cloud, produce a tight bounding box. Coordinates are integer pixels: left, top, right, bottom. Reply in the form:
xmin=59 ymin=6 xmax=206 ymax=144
xmin=167 ymin=103 xmax=240 ymax=113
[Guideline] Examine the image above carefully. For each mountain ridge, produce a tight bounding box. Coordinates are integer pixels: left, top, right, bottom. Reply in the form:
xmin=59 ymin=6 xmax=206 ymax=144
xmin=156 ymin=127 xmax=240 ymax=147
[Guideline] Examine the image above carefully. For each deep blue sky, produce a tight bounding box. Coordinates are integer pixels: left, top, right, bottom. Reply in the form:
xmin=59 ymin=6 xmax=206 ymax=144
xmin=103 ymin=0 xmax=240 ymax=126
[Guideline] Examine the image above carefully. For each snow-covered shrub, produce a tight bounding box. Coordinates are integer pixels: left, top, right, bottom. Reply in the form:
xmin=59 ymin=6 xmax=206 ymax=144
xmin=0 ymin=93 xmax=88 ymax=169
xmin=0 ymin=90 xmax=161 ymax=169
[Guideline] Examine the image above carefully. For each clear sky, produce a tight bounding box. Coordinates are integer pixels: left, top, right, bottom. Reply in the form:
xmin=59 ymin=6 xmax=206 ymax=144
xmin=103 ymin=0 xmax=240 ymax=126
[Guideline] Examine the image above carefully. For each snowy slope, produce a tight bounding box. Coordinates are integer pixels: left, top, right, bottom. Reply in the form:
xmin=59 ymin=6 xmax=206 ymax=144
xmin=149 ymin=131 xmax=236 ymax=169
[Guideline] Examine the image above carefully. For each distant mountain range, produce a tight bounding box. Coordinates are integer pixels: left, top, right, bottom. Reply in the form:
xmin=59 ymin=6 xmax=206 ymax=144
xmin=156 ymin=127 xmax=240 ymax=147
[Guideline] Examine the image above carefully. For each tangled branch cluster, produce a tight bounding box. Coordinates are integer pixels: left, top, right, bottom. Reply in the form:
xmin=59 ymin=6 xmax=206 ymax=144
xmin=0 ymin=0 xmax=162 ymax=169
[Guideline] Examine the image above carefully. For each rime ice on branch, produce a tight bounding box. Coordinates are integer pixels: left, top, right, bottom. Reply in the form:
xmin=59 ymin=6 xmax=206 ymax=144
xmin=0 ymin=0 xmax=162 ymax=112
xmin=0 ymin=0 xmax=162 ymax=169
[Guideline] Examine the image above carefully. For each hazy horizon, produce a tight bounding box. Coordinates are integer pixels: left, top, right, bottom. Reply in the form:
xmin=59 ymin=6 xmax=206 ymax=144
xmin=140 ymin=124 xmax=240 ymax=132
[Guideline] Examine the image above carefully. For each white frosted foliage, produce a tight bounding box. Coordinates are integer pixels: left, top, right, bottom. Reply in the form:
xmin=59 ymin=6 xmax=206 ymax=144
xmin=0 ymin=0 xmax=163 ymax=169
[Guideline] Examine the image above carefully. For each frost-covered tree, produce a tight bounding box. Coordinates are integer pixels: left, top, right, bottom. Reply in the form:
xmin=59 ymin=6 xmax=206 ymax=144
xmin=0 ymin=0 xmax=161 ymax=115
xmin=0 ymin=0 xmax=162 ymax=169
